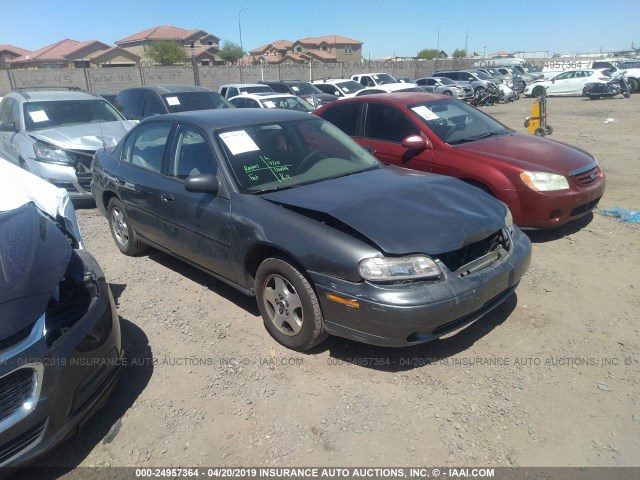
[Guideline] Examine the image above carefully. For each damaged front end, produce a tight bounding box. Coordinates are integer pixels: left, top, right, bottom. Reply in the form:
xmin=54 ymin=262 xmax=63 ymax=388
xmin=0 ymin=179 xmax=122 ymax=467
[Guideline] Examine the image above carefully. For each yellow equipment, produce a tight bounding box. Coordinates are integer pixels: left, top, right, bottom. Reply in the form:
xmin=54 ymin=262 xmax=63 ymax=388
xmin=524 ymin=94 xmax=553 ymax=136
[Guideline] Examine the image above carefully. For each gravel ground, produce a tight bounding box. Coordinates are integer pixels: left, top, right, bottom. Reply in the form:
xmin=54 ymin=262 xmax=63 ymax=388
xmin=31 ymin=94 xmax=640 ymax=473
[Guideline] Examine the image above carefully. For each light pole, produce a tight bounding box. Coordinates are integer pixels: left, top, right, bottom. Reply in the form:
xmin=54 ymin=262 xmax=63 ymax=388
xmin=238 ymin=7 xmax=248 ymax=83
xmin=436 ymin=22 xmax=446 ymax=57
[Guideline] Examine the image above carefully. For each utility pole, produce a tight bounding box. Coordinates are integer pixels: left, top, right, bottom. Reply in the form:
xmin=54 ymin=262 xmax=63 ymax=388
xmin=464 ymin=30 xmax=469 ymax=55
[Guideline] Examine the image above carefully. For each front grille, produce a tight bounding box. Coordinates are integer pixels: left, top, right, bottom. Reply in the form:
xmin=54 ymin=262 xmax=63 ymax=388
xmin=65 ymin=150 xmax=95 ymax=174
xmin=77 ymin=172 xmax=92 ymax=191
xmin=570 ymin=196 xmax=602 ymax=217
xmin=0 ymin=369 xmax=36 ymax=423
xmin=572 ymin=167 xmax=600 ymax=186
xmin=0 ymin=420 xmax=46 ymax=465
xmin=437 ymin=229 xmax=510 ymax=274
xmin=0 ymin=323 xmax=34 ymax=353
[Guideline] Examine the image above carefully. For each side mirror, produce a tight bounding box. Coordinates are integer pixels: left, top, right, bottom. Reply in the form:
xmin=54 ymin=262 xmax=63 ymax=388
xmin=402 ymin=135 xmax=432 ymax=151
xmin=364 ymin=145 xmax=376 ymax=155
xmin=0 ymin=122 xmax=17 ymax=132
xmin=185 ymin=174 xmax=219 ymax=194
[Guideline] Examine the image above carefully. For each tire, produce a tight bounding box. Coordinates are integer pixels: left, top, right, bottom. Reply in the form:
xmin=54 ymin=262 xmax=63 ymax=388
xmin=534 ymin=127 xmax=546 ymax=136
xmin=443 ymin=90 xmax=453 ymax=96
xmin=627 ymin=78 xmax=638 ymax=93
xmin=474 ymin=86 xmax=485 ymax=96
xmin=532 ymin=86 xmax=545 ymax=97
xmin=545 ymin=126 xmax=553 ymax=135
xmin=524 ymin=119 xmax=530 ymax=128
xmin=107 ymin=197 xmax=147 ymax=255
xmin=256 ymin=256 xmax=328 ymax=351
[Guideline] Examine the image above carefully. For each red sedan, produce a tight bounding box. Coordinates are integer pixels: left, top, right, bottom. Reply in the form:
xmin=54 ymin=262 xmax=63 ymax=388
xmin=314 ymin=92 xmax=605 ymax=228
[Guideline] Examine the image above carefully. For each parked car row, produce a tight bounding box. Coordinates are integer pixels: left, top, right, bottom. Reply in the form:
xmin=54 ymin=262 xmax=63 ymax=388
xmin=1 ymin=77 xmax=609 ymax=467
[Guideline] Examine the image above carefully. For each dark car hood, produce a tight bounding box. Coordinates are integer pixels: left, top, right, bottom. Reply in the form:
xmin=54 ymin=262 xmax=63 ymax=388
xmin=455 ymin=132 xmax=596 ymax=174
xmin=300 ymin=93 xmax=337 ymax=103
xmin=262 ymin=167 xmax=506 ymax=255
xmin=0 ymin=203 xmax=71 ymax=338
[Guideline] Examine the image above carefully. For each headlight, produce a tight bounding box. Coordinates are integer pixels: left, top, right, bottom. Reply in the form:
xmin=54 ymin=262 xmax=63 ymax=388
xmin=519 ymin=171 xmax=569 ymax=192
xmin=359 ymin=255 xmax=442 ymax=282
xmin=504 ymin=207 xmax=514 ymax=234
xmin=33 ymin=142 xmax=71 ymax=165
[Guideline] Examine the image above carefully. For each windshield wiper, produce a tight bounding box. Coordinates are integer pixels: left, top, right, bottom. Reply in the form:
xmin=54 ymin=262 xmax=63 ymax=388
xmin=448 ymin=130 xmax=510 ymax=145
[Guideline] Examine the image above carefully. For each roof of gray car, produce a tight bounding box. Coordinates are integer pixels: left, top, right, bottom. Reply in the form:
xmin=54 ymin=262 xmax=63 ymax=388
xmin=140 ymin=108 xmax=317 ymax=130
xmin=120 ymin=84 xmax=213 ymax=94
xmin=10 ymin=90 xmax=102 ymax=102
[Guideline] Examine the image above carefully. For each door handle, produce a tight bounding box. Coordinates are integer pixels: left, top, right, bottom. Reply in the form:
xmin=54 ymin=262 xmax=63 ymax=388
xmin=161 ymin=193 xmax=174 ymax=203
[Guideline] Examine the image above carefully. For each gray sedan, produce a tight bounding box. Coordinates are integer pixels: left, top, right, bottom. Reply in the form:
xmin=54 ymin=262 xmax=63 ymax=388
xmin=415 ymin=77 xmax=473 ymax=99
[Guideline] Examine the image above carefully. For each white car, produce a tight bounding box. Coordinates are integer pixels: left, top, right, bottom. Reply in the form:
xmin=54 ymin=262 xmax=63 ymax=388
xmin=524 ymin=69 xmax=611 ymax=97
xmin=415 ymin=77 xmax=472 ymax=100
xmin=311 ymin=79 xmax=367 ymax=98
xmin=228 ymin=93 xmax=314 ymax=112
xmin=354 ymin=84 xmax=424 ymax=97
xmin=218 ymin=83 xmax=274 ymax=99
xmin=351 ymin=73 xmax=416 ymax=89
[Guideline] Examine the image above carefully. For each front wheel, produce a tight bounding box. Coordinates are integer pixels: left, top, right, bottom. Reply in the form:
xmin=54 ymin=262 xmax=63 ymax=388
xmin=256 ymin=256 xmax=328 ymax=351
xmin=534 ymin=127 xmax=546 ymax=136
xmin=532 ymin=86 xmax=545 ymax=97
xmin=107 ymin=197 xmax=148 ymax=255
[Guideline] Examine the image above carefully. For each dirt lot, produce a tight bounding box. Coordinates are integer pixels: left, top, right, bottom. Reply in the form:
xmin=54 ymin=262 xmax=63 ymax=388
xmin=35 ymin=95 xmax=640 ymax=473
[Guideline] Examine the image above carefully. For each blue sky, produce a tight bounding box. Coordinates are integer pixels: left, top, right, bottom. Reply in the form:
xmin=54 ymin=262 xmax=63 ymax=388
xmin=2 ymin=0 xmax=638 ymax=58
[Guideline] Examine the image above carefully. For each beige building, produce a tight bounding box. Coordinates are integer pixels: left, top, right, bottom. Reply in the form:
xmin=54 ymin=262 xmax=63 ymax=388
xmin=249 ymin=35 xmax=363 ymax=64
xmin=115 ymin=25 xmax=223 ymax=65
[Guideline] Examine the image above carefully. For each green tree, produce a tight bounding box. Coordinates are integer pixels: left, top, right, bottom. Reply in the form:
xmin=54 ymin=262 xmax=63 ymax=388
xmin=417 ymin=48 xmax=439 ymax=60
xmin=218 ymin=40 xmax=245 ymax=63
xmin=452 ymin=48 xmax=467 ymax=59
xmin=147 ymin=41 xmax=188 ymax=65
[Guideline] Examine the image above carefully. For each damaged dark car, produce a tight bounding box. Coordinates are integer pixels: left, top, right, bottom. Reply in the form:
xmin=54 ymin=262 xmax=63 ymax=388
xmin=91 ymin=109 xmax=531 ymax=351
xmin=0 ymin=161 xmax=122 ymax=467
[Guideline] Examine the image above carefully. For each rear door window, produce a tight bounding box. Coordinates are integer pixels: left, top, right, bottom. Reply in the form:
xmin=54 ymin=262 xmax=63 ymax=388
xmin=365 ymin=103 xmax=419 ymax=143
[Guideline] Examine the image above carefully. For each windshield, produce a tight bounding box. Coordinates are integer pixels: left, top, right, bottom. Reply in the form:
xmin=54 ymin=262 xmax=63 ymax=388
xmin=287 ymin=83 xmax=322 ymax=95
xmin=474 ymin=71 xmax=493 ymax=80
xmin=259 ymin=97 xmax=313 ymax=112
xmin=373 ymin=73 xmax=399 ymax=85
xmin=336 ymin=80 xmax=365 ymax=93
xmin=162 ymin=92 xmax=232 ymax=113
xmin=23 ymin=100 xmax=124 ymax=131
xmin=216 ymin=118 xmax=381 ymax=194
xmin=241 ymin=86 xmax=273 ymax=94
xmin=410 ymin=98 xmax=512 ymax=145
xmin=437 ymin=77 xmax=456 ymax=86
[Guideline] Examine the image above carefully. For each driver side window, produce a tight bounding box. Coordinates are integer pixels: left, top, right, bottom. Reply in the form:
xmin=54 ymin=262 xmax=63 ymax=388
xmin=169 ymin=126 xmax=217 ymax=180
xmin=365 ymin=103 xmax=419 ymax=143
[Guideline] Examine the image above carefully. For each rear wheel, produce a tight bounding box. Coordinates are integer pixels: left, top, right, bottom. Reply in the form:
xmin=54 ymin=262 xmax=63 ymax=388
xmin=107 ymin=197 xmax=147 ymax=255
xmin=626 ymin=78 xmax=638 ymax=93
xmin=534 ymin=127 xmax=546 ymax=136
xmin=545 ymin=126 xmax=554 ymax=135
xmin=256 ymin=256 xmax=328 ymax=351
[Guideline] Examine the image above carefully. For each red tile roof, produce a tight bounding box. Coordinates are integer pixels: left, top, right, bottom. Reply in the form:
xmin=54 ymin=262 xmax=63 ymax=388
xmin=87 ymin=46 xmax=140 ymax=61
xmin=116 ymin=25 xmax=216 ymax=44
xmin=249 ymin=40 xmax=293 ymax=55
xmin=11 ymin=39 xmax=109 ymax=63
xmin=0 ymin=45 xmax=32 ymax=57
xmin=296 ymin=35 xmax=362 ymax=46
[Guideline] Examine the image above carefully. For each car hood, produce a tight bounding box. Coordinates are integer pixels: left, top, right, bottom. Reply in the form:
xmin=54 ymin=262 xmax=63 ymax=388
xmin=0 ymin=203 xmax=71 ymax=338
xmin=262 ymin=166 xmax=506 ymax=255
xmin=29 ymin=120 xmax=136 ymax=150
xmin=455 ymin=132 xmax=596 ymax=175
xmin=299 ymin=93 xmax=338 ymax=103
